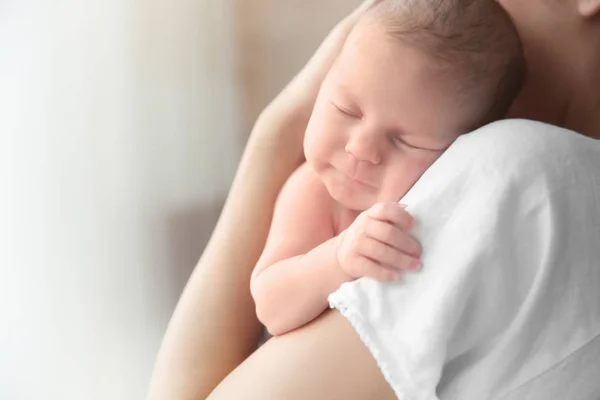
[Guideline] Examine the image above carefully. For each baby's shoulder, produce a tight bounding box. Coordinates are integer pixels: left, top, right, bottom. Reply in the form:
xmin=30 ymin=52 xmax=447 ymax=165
xmin=286 ymin=163 xmax=326 ymax=189
xmin=280 ymin=163 xmax=331 ymax=202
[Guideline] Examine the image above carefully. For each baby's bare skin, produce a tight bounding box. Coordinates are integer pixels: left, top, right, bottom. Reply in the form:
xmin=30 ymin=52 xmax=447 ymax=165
xmin=250 ymin=19 xmax=471 ymax=336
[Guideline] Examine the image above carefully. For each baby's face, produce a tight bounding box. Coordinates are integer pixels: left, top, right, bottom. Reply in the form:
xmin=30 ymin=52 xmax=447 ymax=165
xmin=304 ymin=21 xmax=476 ymax=211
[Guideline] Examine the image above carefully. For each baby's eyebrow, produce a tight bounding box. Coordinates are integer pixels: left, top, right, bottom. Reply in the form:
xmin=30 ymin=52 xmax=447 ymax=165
xmin=334 ymin=83 xmax=360 ymax=103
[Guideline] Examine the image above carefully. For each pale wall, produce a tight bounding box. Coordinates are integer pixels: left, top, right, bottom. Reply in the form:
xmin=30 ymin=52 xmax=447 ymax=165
xmin=234 ymin=0 xmax=363 ymax=134
xmin=0 ymin=1 xmax=240 ymax=399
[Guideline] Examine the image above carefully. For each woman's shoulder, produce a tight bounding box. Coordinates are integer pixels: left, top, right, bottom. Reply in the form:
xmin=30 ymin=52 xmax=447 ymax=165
xmin=474 ymin=118 xmax=584 ymax=141
xmin=338 ymin=119 xmax=600 ymax=400
xmin=459 ymin=119 xmax=599 ymax=166
xmin=442 ymin=119 xmax=600 ymax=184
xmin=404 ymin=119 xmax=600 ymax=208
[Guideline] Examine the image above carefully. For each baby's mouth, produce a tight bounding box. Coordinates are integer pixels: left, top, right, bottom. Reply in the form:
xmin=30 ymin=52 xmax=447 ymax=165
xmin=337 ymin=169 xmax=377 ymax=189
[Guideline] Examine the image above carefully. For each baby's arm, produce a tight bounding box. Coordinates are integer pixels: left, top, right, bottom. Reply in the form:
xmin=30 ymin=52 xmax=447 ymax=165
xmin=250 ymin=164 xmax=352 ymax=336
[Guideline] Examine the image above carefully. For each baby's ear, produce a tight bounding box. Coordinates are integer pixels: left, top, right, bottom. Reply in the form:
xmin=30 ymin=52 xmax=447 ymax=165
xmin=578 ymin=0 xmax=600 ymax=18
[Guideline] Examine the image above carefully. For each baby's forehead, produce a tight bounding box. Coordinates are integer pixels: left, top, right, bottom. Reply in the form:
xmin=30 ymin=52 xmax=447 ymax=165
xmin=341 ymin=21 xmax=444 ymax=79
xmin=350 ymin=0 xmax=525 ymax=127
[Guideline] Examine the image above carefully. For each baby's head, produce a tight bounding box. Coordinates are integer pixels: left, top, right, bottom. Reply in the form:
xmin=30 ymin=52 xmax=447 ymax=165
xmin=304 ymin=0 xmax=525 ymax=211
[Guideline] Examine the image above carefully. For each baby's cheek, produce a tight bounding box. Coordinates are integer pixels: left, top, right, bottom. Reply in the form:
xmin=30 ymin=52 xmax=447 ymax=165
xmin=379 ymin=163 xmax=425 ymax=201
xmin=304 ymin=136 xmax=329 ymax=172
xmin=324 ymin=121 xmax=349 ymax=152
xmin=307 ymin=128 xmax=338 ymax=162
xmin=380 ymin=181 xmax=412 ymax=203
xmin=303 ymin=123 xmax=323 ymax=159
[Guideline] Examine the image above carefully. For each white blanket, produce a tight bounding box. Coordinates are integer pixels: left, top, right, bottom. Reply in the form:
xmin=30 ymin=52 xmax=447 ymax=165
xmin=329 ymin=119 xmax=600 ymax=400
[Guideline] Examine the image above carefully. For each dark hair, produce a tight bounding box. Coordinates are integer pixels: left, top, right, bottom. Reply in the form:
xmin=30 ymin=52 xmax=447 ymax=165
xmin=367 ymin=0 xmax=526 ymax=129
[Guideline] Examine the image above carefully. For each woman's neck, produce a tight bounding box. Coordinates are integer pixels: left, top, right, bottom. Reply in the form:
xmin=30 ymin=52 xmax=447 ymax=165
xmin=559 ymin=30 xmax=600 ymax=139
xmin=505 ymin=5 xmax=600 ymax=139
xmin=508 ymin=44 xmax=600 ymax=139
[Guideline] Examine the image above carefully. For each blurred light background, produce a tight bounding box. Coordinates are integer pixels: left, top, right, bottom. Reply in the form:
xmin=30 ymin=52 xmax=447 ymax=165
xmin=0 ymin=0 xmax=360 ymax=399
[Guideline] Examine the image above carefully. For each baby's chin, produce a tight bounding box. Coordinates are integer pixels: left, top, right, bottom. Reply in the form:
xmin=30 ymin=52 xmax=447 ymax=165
xmin=323 ymin=179 xmax=375 ymax=212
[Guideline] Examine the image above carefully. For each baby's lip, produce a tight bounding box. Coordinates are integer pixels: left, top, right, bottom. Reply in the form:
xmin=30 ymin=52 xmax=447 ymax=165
xmin=338 ymin=169 xmax=377 ymax=189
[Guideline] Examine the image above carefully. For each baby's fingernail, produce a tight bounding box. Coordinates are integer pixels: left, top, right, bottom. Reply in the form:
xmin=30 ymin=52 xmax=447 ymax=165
xmin=409 ymin=217 xmax=417 ymax=229
xmin=388 ymin=271 xmax=401 ymax=281
xmin=408 ymin=259 xmax=421 ymax=271
xmin=398 ymin=203 xmax=408 ymax=209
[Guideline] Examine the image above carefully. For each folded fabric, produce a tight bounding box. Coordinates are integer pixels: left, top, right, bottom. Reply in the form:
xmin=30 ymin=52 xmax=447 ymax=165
xmin=329 ymin=119 xmax=600 ymax=400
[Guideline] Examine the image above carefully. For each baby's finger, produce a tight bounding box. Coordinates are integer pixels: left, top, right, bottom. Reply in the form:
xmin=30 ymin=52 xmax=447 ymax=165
xmin=367 ymin=202 xmax=416 ymax=231
xmin=352 ymin=256 xmax=401 ymax=282
xmin=365 ymin=219 xmax=421 ymax=258
xmin=358 ymin=236 xmax=420 ymax=272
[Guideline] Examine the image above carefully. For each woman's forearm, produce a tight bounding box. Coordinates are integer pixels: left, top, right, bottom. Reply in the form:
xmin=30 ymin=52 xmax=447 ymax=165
xmin=250 ymin=238 xmax=352 ymax=336
xmin=147 ymin=116 xmax=304 ymax=400
xmin=148 ymin=3 xmax=375 ymax=398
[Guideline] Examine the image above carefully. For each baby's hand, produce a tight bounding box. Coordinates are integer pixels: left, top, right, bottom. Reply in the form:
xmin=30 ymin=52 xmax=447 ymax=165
xmin=335 ymin=203 xmax=422 ymax=282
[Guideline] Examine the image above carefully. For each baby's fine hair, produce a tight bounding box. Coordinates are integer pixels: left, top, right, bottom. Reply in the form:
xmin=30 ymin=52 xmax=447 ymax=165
xmin=366 ymin=0 xmax=526 ymax=129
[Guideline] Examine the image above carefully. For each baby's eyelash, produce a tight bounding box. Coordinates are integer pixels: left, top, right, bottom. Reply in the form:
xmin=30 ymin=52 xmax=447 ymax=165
xmin=390 ymin=135 xmax=445 ymax=152
xmin=390 ymin=135 xmax=421 ymax=150
xmin=332 ymin=102 xmax=361 ymax=119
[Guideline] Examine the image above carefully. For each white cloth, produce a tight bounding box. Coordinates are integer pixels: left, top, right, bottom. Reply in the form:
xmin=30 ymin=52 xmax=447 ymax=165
xmin=328 ymin=119 xmax=600 ymax=400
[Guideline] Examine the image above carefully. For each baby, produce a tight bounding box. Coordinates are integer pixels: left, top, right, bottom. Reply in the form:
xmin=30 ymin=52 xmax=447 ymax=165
xmin=251 ymin=0 xmax=525 ymax=336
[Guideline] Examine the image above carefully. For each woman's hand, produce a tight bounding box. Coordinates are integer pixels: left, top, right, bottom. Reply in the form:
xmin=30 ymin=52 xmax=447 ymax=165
xmin=336 ymin=203 xmax=422 ymax=282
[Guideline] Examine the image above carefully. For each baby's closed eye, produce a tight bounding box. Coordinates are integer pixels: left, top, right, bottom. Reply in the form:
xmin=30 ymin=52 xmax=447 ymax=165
xmin=331 ymin=101 xmax=362 ymax=119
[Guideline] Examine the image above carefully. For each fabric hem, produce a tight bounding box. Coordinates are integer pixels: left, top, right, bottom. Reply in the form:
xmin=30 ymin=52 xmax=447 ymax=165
xmin=329 ymin=293 xmax=416 ymax=400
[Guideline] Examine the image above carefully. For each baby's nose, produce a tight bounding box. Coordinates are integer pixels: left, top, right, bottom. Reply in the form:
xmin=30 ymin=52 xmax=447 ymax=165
xmin=345 ymin=131 xmax=381 ymax=165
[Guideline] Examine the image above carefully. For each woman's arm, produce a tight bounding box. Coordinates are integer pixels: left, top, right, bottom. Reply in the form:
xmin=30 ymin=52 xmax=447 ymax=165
xmin=146 ymin=2 xmax=376 ymax=399
xmin=207 ymin=310 xmax=397 ymax=400
xmin=146 ymin=113 xmax=306 ymax=400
